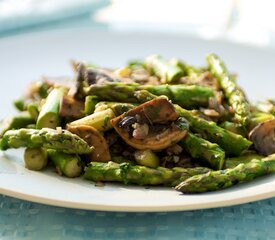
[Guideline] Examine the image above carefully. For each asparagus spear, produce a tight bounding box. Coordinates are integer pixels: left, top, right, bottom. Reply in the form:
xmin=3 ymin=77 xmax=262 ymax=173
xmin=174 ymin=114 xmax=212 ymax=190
xmin=225 ymin=153 xmax=262 ymax=169
xmin=84 ymin=95 xmax=99 ymax=115
xmin=27 ymin=102 xmax=39 ymax=121
xmin=133 ymin=90 xmax=157 ymax=103
xmin=219 ymin=121 xmax=247 ymax=137
xmin=169 ymin=58 xmax=186 ymax=74
xmin=175 ymin=154 xmax=275 ymax=193
xmin=185 ymin=65 xmax=202 ymax=79
xmin=68 ymin=108 xmax=115 ymax=132
xmin=0 ymin=112 xmax=35 ymax=137
xmin=179 ymin=133 xmax=225 ymax=170
xmin=144 ymin=84 xmax=213 ymax=109
xmin=13 ymin=98 xmax=27 ymax=111
xmin=0 ymin=128 xmax=92 ymax=154
xmin=134 ymin=149 xmax=160 ymax=168
xmin=145 ymin=55 xmax=184 ymax=83
xmin=84 ymin=82 xmax=214 ymax=109
xmin=84 ymin=161 xmax=211 ymax=186
xmin=68 ymin=102 xmax=136 ymax=132
xmin=84 ymin=82 xmax=139 ymax=102
xmin=36 ymin=88 xmax=65 ymax=129
xmin=24 ymin=147 xmax=48 ymax=171
xmin=48 ymin=150 xmax=83 ymax=178
xmin=206 ymin=54 xmax=250 ymax=126
xmin=175 ymin=105 xmax=252 ymax=156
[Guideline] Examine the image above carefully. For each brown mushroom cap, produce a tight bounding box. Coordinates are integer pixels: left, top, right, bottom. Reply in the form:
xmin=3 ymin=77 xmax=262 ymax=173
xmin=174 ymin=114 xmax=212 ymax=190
xmin=249 ymin=119 xmax=275 ymax=155
xmin=110 ymin=97 xmax=188 ymax=150
xmin=67 ymin=125 xmax=111 ymax=162
xmin=120 ymin=97 xmax=179 ymax=124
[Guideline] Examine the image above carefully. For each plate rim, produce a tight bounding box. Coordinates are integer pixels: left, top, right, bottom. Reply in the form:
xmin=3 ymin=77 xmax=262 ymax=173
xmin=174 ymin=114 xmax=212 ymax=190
xmin=0 ymin=174 xmax=274 ymax=212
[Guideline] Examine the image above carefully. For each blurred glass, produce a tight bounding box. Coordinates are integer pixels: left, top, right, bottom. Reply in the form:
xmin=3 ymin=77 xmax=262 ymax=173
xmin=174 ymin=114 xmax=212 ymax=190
xmin=1 ymin=0 xmax=275 ymax=47
xmin=0 ymin=0 xmax=108 ymax=35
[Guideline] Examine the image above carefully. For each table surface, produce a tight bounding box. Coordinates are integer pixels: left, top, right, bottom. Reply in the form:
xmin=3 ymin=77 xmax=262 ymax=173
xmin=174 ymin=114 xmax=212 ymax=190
xmin=1 ymin=2 xmax=275 ymax=239
xmin=1 ymin=194 xmax=275 ymax=240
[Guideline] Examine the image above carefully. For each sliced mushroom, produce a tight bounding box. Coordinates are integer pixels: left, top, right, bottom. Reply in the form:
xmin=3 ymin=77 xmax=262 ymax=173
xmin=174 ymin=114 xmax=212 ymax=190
xmin=59 ymin=96 xmax=85 ymax=119
xmin=110 ymin=97 xmax=189 ymax=150
xmin=249 ymin=119 xmax=275 ymax=155
xmin=120 ymin=97 xmax=178 ymax=125
xmin=67 ymin=125 xmax=111 ymax=162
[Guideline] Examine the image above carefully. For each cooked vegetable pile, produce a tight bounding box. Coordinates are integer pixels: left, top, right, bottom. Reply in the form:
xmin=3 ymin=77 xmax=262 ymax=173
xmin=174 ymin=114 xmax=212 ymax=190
xmin=1 ymin=53 xmax=275 ymax=193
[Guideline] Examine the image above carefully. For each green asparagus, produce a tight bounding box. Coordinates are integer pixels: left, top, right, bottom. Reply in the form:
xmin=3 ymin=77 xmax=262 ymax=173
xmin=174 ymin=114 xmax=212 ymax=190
xmin=145 ymin=55 xmax=184 ymax=83
xmin=36 ymin=88 xmax=65 ymax=129
xmin=206 ymin=54 xmax=250 ymax=126
xmin=219 ymin=121 xmax=247 ymax=137
xmin=144 ymin=85 xmax=214 ymax=109
xmin=84 ymin=82 xmax=214 ymax=109
xmin=13 ymin=98 xmax=27 ymax=111
xmin=225 ymin=152 xmax=262 ymax=169
xmin=0 ymin=112 xmax=35 ymax=137
xmin=179 ymin=133 xmax=225 ymax=170
xmin=68 ymin=108 xmax=115 ymax=132
xmin=84 ymin=95 xmax=99 ymax=115
xmin=24 ymin=147 xmax=48 ymax=171
xmin=84 ymin=161 xmax=211 ymax=186
xmin=133 ymin=90 xmax=158 ymax=103
xmin=0 ymin=128 xmax=92 ymax=154
xmin=175 ymin=105 xmax=252 ymax=156
xmin=27 ymin=102 xmax=39 ymax=121
xmin=185 ymin=65 xmax=202 ymax=79
xmin=175 ymin=154 xmax=275 ymax=193
xmin=169 ymin=58 xmax=186 ymax=74
xmin=68 ymin=101 xmax=136 ymax=132
xmin=134 ymin=149 xmax=160 ymax=168
xmin=48 ymin=150 xmax=83 ymax=177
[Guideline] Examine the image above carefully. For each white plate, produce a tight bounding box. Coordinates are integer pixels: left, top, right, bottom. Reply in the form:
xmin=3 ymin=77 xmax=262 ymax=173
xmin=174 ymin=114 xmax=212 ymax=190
xmin=1 ymin=28 xmax=275 ymax=212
